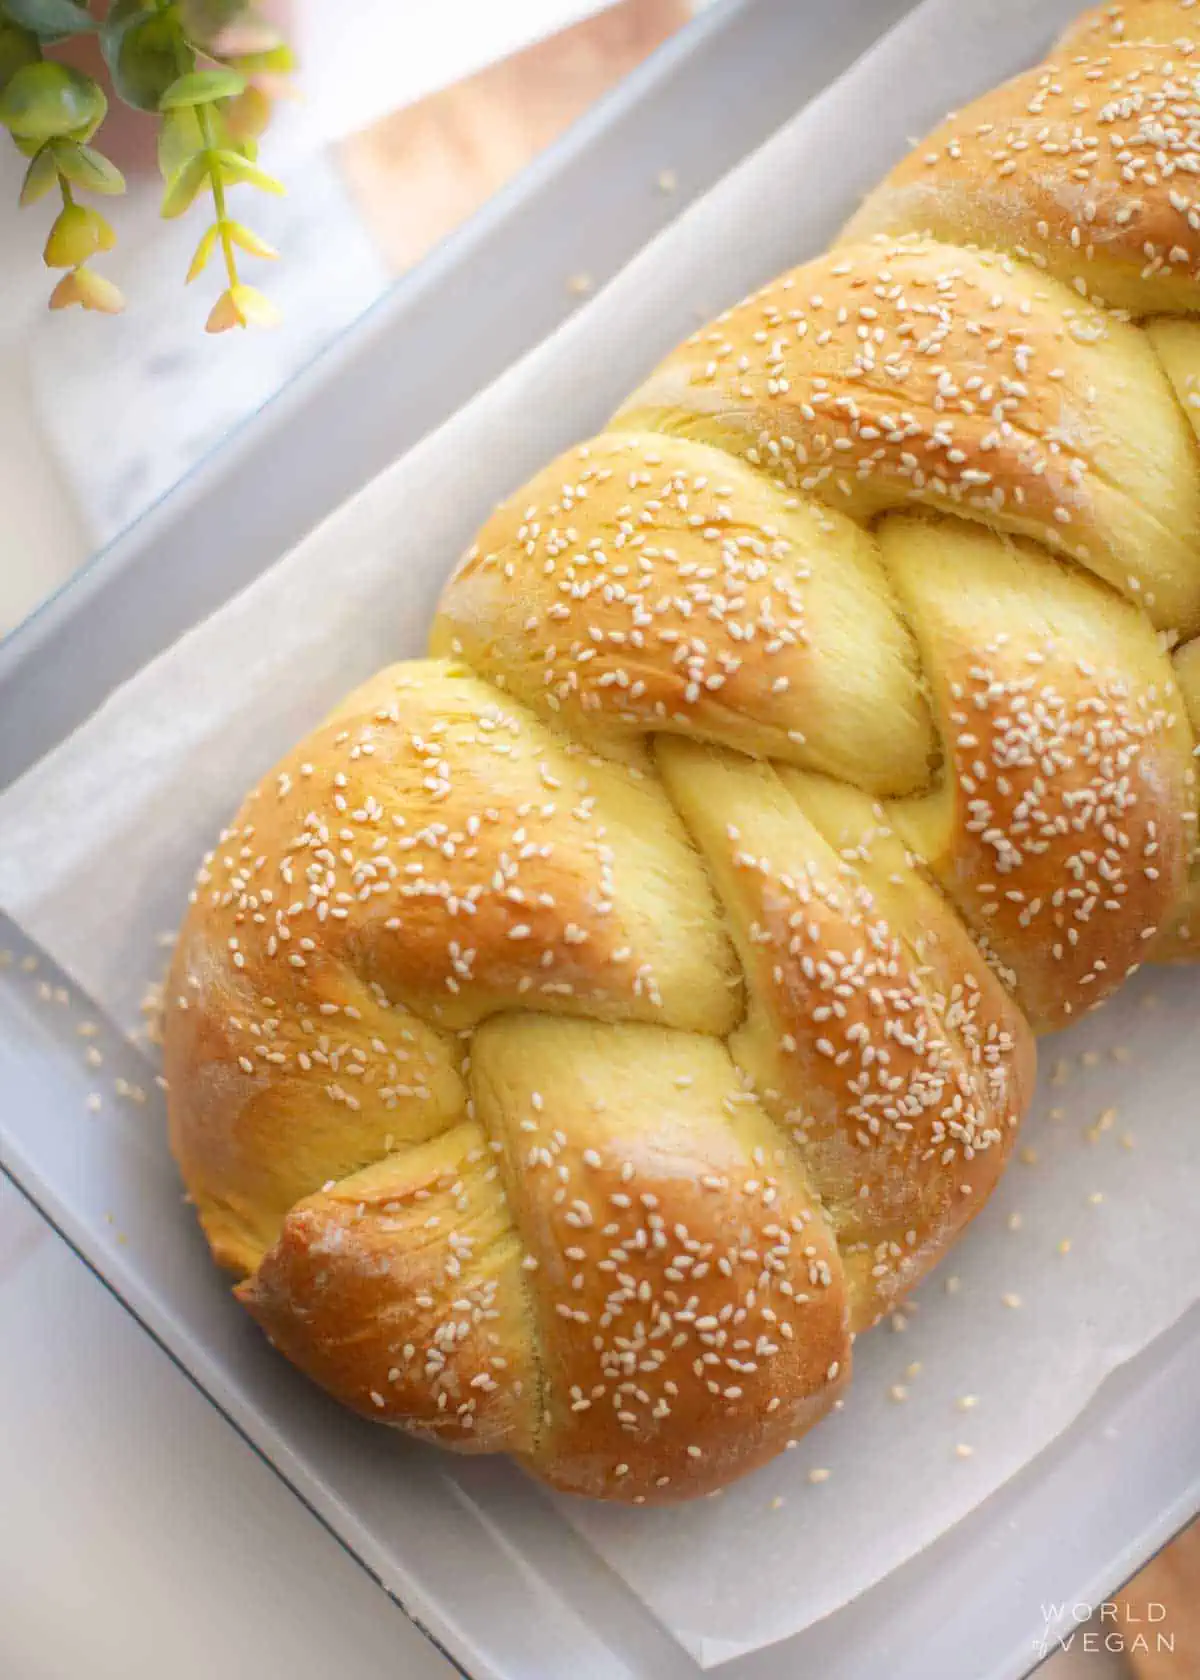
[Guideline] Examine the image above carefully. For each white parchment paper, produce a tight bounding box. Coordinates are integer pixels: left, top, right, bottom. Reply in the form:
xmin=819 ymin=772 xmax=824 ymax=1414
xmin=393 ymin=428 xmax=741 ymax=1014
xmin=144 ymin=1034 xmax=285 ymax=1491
xmin=2 ymin=0 xmax=1198 ymax=1665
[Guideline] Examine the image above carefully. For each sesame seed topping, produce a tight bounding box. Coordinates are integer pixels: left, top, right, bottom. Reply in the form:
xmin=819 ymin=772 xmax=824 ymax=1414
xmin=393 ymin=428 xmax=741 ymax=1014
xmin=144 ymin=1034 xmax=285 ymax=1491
xmin=160 ymin=16 xmax=1200 ymax=1505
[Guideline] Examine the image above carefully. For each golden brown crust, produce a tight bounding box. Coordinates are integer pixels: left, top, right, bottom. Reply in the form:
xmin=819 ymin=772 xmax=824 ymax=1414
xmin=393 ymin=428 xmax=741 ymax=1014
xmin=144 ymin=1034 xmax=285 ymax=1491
xmin=236 ymin=1124 xmax=540 ymax=1452
xmin=165 ymin=659 xmax=743 ymax=1262
xmin=432 ymin=430 xmax=936 ymax=797
xmin=164 ymin=0 xmax=1200 ymax=1503
xmin=882 ymin=516 xmax=1194 ymax=1029
xmin=471 ymin=1017 xmax=850 ymax=1502
xmin=618 ymin=238 xmax=1200 ymax=635
xmin=844 ymin=45 xmax=1200 ymax=317
xmin=165 ymin=916 xmax=467 ymax=1274
xmin=1155 ymin=633 xmax=1200 ymax=957
xmin=657 ymin=743 xmax=1034 ymax=1327
xmin=1057 ymin=0 xmax=1200 ymax=51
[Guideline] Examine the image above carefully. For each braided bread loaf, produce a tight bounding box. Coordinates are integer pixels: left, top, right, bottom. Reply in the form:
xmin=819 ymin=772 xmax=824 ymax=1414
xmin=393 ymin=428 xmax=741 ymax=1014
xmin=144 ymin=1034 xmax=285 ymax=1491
xmin=165 ymin=0 xmax=1200 ymax=1504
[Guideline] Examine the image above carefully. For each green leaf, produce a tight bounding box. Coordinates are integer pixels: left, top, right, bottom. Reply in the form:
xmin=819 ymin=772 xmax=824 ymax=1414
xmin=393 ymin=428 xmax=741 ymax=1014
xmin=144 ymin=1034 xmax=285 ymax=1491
xmin=227 ymin=44 xmax=295 ymax=75
xmin=0 ymin=0 xmax=95 ymax=42
xmin=96 ymin=0 xmax=148 ymax=64
xmin=159 ymin=67 xmax=245 ymax=109
xmin=44 ymin=201 xmax=114 ymax=267
xmin=225 ymin=218 xmax=276 ymax=259
xmin=160 ymin=149 xmax=209 ymax=219
xmin=18 ymin=143 xmax=56 ymax=204
xmin=0 ymin=60 xmax=105 ymax=141
xmin=0 ymin=22 xmax=39 ymax=94
xmin=212 ymin=147 xmax=282 ymax=195
xmin=100 ymin=10 xmax=179 ymax=111
xmin=156 ymin=103 xmax=203 ymax=182
xmin=52 ymin=139 xmax=125 ymax=194
xmin=186 ymin=220 xmax=218 ymax=281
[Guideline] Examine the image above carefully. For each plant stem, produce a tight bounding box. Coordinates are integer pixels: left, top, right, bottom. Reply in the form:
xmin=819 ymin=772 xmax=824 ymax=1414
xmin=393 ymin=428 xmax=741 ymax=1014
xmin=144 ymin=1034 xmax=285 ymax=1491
xmin=162 ymin=0 xmax=239 ymax=296
xmin=197 ymin=101 xmax=238 ymax=289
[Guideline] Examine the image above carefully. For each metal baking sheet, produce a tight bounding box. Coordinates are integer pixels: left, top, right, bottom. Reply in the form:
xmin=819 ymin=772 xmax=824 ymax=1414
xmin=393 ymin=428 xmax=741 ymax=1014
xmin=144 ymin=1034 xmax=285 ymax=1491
xmin=1 ymin=1 xmax=1197 ymax=1675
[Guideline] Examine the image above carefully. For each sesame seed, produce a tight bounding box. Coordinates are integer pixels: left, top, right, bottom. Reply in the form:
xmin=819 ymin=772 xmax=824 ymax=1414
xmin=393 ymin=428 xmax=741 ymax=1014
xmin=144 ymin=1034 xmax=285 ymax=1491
xmin=159 ymin=39 xmax=1200 ymax=1501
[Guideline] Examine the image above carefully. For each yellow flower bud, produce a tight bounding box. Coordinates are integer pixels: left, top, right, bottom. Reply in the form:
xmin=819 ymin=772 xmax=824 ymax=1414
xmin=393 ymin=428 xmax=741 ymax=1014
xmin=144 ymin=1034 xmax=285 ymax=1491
xmin=49 ymin=265 xmax=124 ymax=314
xmin=229 ymin=282 xmax=280 ymax=326
xmin=205 ymin=288 xmax=243 ymax=333
xmin=44 ymin=203 xmax=115 ymax=270
xmin=205 ymin=282 xmax=280 ymax=333
xmin=48 ymin=270 xmax=82 ymax=310
xmin=73 ymin=266 xmax=124 ymax=313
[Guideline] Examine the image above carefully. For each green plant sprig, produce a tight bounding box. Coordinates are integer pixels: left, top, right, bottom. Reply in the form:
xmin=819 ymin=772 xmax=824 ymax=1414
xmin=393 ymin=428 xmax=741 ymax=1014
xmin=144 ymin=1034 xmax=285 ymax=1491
xmin=0 ymin=0 xmax=293 ymax=331
xmin=0 ymin=18 xmax=127 ymax=311
xmin=157 ymin=48 xmax=283 ymax=330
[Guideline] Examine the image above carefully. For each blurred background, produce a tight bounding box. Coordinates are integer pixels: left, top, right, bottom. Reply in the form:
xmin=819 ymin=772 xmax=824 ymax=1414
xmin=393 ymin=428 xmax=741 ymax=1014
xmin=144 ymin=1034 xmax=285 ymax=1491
xmin=0 ymin=0 xmax=710 ymax=635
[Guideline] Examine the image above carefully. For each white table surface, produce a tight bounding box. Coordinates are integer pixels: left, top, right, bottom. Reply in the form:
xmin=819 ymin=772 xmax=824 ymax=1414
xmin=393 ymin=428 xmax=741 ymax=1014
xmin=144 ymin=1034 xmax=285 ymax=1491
xmin=0 ymin=1177 xmax=454 ymax=1680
